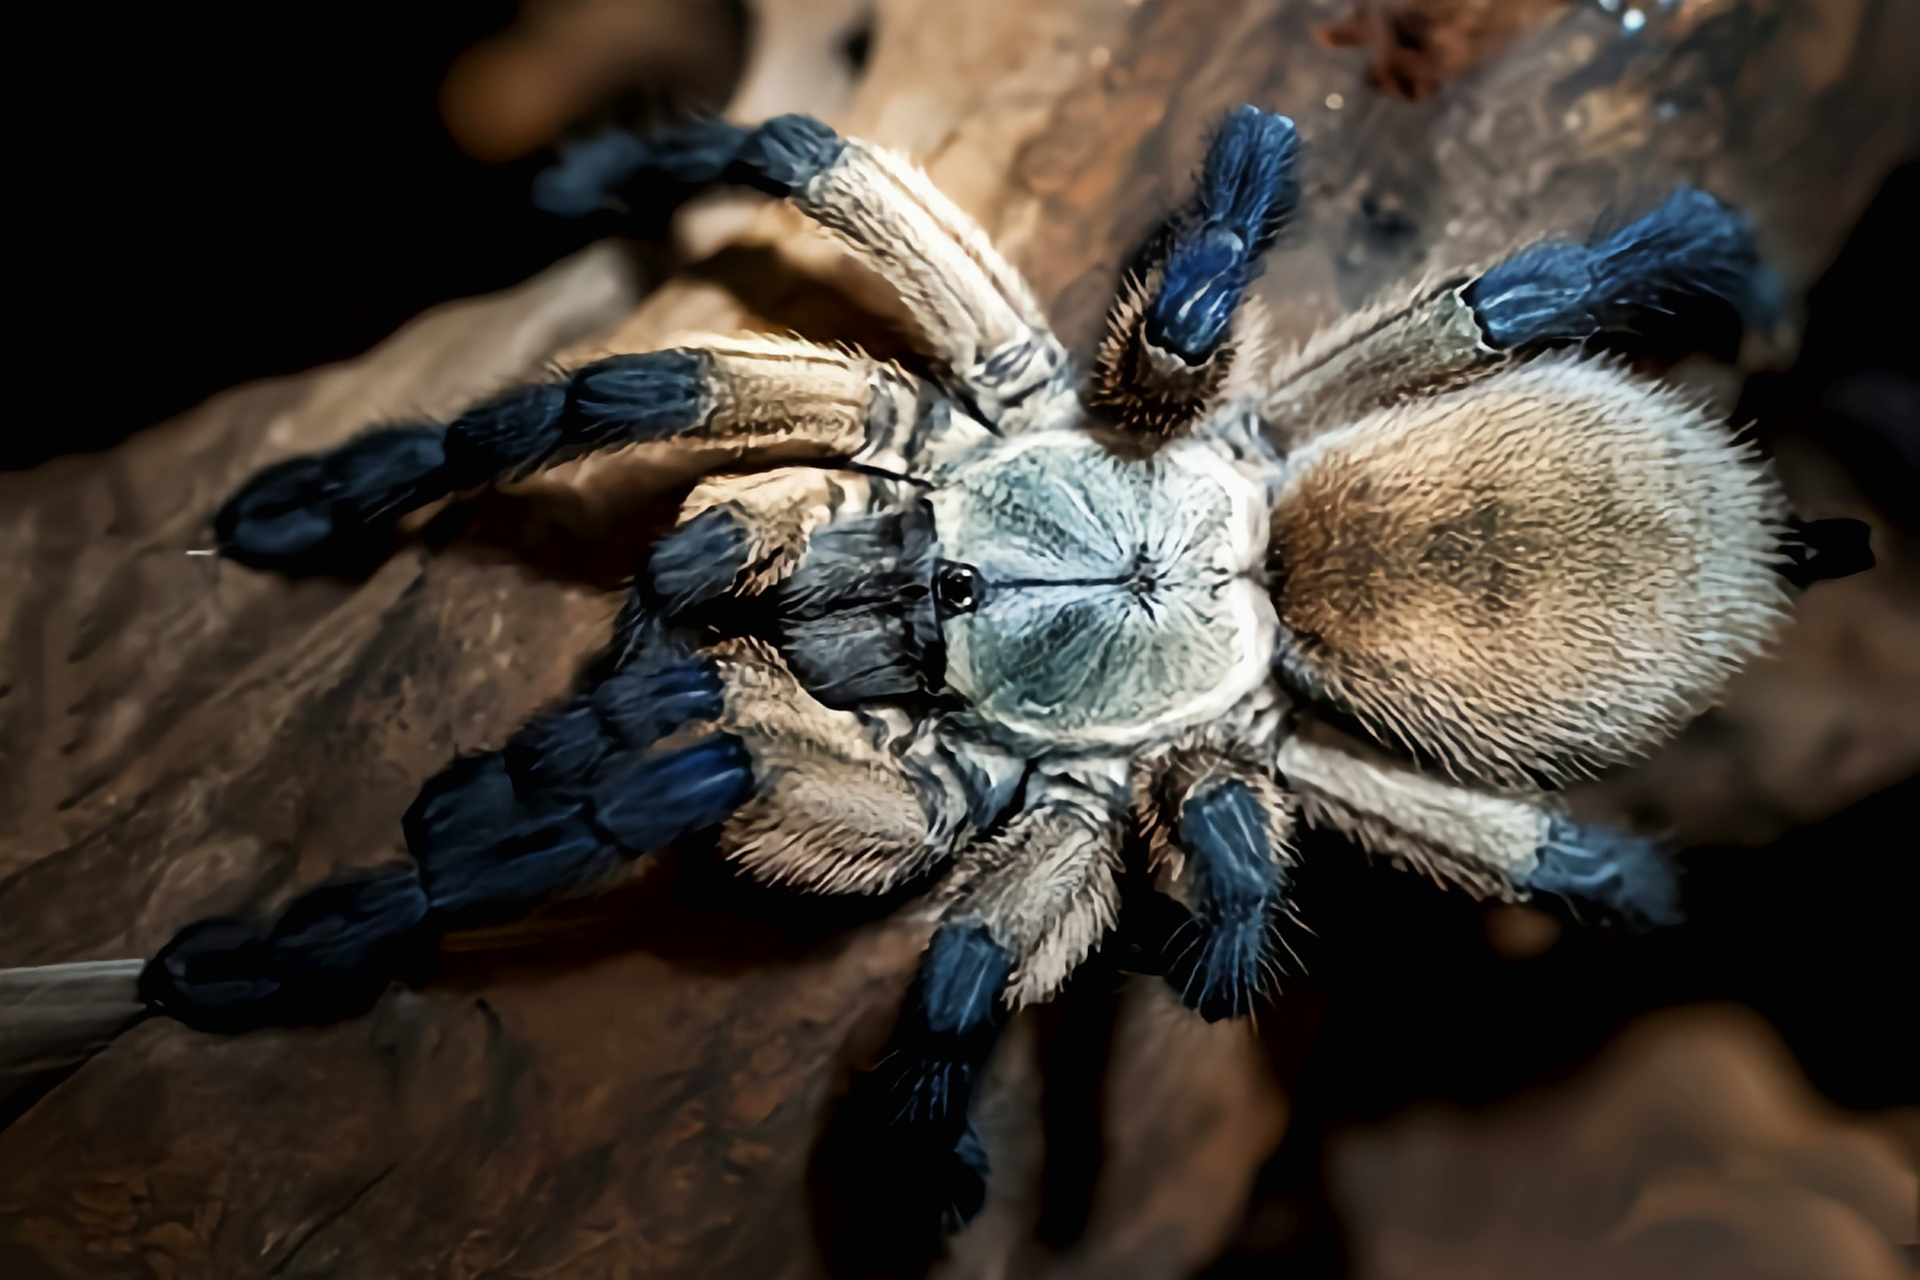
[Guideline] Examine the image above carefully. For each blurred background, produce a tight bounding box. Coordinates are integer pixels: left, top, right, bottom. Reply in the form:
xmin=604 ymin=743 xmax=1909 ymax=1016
xmin=3 ymin=1 xmax=1915 ymax=1278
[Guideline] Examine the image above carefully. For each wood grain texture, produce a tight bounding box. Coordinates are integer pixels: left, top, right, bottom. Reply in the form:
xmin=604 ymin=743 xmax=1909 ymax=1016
xmin=1 ymin=0 xmax=1915 ymax=1276
xmin=0 ymin=246 xmax=649 ymax=964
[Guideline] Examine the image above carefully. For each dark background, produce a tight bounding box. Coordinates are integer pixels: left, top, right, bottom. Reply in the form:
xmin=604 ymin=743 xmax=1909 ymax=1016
xmin=15 ymin=1 xmax=738 ymax=469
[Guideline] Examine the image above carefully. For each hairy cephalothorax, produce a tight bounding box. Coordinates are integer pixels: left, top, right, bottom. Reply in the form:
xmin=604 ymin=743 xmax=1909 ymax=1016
xmin=142 ymin=106 xmax=1870 ymax=1226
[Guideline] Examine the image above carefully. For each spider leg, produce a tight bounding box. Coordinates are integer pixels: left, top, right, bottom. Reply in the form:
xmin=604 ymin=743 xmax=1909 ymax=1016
xmin=1137 ymin=748 xmax=1297 ymax=1021
xmin=818 ymin=917 xmax=1007 ymax=1262
xmin=1463 ymin=188 xmax=1775 ymax=348
xmin=647 ymin=469 xmax=950 ymax=707
xmin=845 ymin=776 xmax=1125 ymax=1228
xmin=217 ymin=334 xmax=919 ymax=575
xmin=431 ymin=632 xmax=961 ymax=901
xmin=942 ymin=775 xmax=1127 ymax=1011
xmin=1090 ymin=105 xmax=1299 ymax=437
xmin=647 ymin=468 xmax=882 ymax=615
xmin=704 ymin=637 xmax=955 ymax=895
xmin=1264 ymin=188 xmax=1771 ymax=444
xmin=139 ymin=611 xmax=971 ymax=1031
xmin=537 ymin=116 xmax=1072 ymax=428
xmin=141 ymin=607 xmax=752 ymax=1030
xmin=1275 ymin=727 xmax=1680 ymax=928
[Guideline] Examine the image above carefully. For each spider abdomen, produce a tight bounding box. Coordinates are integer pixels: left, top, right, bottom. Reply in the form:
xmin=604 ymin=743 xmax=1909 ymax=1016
xmin=1270 ymin=353 xmax=1789 ymax=785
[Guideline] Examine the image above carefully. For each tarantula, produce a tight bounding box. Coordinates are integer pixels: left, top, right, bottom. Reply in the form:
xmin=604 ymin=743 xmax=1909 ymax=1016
xmin=140 ymin=107 xmax=1866 ymax=1223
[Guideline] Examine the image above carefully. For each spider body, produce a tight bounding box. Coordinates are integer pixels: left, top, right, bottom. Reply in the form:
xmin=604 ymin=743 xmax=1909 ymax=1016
xmin=920 ymin=423 xmax=1276 ymax=749
xmin=144 ymin=105 xmax=1870 ymax=1226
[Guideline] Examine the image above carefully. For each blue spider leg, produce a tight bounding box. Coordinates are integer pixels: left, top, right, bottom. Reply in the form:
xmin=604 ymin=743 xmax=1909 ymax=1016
xmin=539 ymin=113 xmax=1070 ymax=429
xmin=532 ymin=115 xmax=845 ymax=214
xmin=1144 ymin=105 xmax=1300 ymax=363
xmin=1090 ymin=105 xmax=1297 ymax=433
xmin=215 ymin=349 xmax=712 ymax=575
xmin=1464 ymin=187 xmax=1779 ymax=348
xmin=1265 ymin=184 xmax=1782 ymax=441
xmin=1523 ymin=817 xmax=1683 ymax=930
xmin=139 ymin=603 xmax=755 ymax=1032
xmin=842 ymin=921 xmax=1013 ymax=1230
xmin=1162 ymin=778 xmax=1293 ymax=1022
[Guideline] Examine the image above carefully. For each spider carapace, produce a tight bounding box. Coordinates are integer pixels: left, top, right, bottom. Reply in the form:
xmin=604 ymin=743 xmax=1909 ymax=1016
xmin=143 ymin=106 xmax=1867 ymax=1223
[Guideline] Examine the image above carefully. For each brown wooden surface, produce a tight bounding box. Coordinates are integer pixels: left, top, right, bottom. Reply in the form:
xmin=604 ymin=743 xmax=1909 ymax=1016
xmin=1331 ymin=1007 xmax=1918 ymax=1280
xmin=2 ymin=1 xmax=1916 ymax=1276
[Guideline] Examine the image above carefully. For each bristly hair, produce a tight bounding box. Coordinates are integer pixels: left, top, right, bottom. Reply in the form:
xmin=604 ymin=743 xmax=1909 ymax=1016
xmin=1271 ymin=353 xmax=1790 ymax=788
xmin=1088 ymin=274 xmax=1240 ymax=436
xmin=1089 ymin=106 xmax=1297 ymax=437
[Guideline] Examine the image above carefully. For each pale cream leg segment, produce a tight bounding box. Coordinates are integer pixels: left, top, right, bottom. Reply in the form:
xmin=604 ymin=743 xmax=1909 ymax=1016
xmin=709 ymin=638 xmax=947 ymax=895
xmin=1261 ymin=282 xmax=1499 ymax=449
xmin=680 ymin=332 xmax=893 ymax=460
xmin=938 ymin=777 xmax=1124 ymax=1010
xmin=795 ymin=143 xmax=1072 ymax=427
xmin=1275 ymin=727 xmax=1551 ymax=899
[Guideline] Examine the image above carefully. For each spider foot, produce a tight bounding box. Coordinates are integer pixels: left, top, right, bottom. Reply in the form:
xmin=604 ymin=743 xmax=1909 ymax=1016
xmin=1466 ymin=187 xmax=1778 ymax=347
xmin=1148 ymin=105 xmax=1298 ymax=363
xmin=819 ymin=1062 xmax=994 ymax=1275
xmin=816 ymin=1102 xmax=991 ymax=1277
xmin=1155 ymin=773 xmax=1292 ymax=1020
xmin=139 ymin=864 xmax=432 ymax=1032
xmin=1165 ymin=906 xmax=1274 ymax=1022
xmin=216 ymin=349 xmax=714 ymax=577
xmin=533 ymin=115 xmax=845 ymax=216
xmin=1528 ymin=818 xmax=1682 ymax=930
xmin=215 ymin=426 xmax=450 ymax=575
xmin=821 ymin=920 xmax=1008 ymax=1262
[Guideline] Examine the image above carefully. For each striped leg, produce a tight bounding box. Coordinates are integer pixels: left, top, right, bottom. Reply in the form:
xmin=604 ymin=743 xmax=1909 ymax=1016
xmin=1263 ymin=188 xmax=1771 ymax=445
xmin=140 ymin=618 xmax=958 ymax=1032
xmin=842 ymin=777 xmax=1124 ymax=1230
xmin=1090 ymin=105 xmax=1298 ymax=437
xmin=1275 ymin=728 xmax=1680 ymax=928
xmin=142 ymin=609 xmax=747 ymax=1031
xmin=537 ymin=115 xmax=1072 ymax=427
xmin=216 ymin=334 xmax=917 ymax=575
xmin=1137 ymin=747 xmax=1297 ymax=1020
xmin=424 ymin=633 xmax=955 ymax=906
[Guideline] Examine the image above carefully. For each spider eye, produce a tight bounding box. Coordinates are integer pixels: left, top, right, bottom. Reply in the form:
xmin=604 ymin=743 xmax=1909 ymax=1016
xmin=934 ymin=561 xmax=980 ymax=616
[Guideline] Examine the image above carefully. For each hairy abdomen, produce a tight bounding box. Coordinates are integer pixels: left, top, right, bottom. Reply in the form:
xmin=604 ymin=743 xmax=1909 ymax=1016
xmin=1271 ymin=354 xmax=1788 ymax=785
